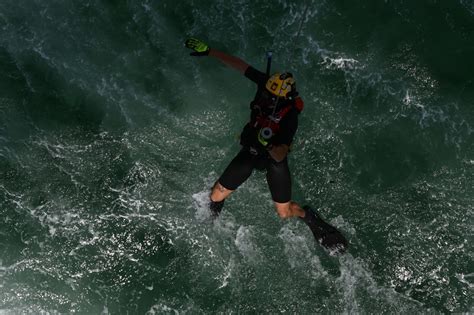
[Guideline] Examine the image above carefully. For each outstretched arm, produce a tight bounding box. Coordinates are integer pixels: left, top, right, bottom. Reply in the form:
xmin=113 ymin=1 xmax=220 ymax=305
xmin=208 ymin=49 xmax=249 ymax=74
xmin=185 ymin=38 xmax=249 ymax=74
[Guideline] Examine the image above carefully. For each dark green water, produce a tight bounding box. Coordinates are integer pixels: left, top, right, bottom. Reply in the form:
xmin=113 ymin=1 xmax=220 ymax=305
xmin=0 ymin=0 xmax=473 ymax=313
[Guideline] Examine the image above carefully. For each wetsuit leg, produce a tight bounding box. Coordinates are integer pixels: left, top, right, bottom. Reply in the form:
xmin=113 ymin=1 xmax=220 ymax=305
xmin=218 ymin=149 xmax=255 ymax=190
xmin=265 ymin=158 xmax=291 ymax=203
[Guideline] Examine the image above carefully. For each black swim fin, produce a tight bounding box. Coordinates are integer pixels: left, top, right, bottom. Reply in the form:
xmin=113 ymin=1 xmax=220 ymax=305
xmin=300 ymin=206 xmax=348 ymax=254
xmin=209 ymin=199 xmax=225 ymax=219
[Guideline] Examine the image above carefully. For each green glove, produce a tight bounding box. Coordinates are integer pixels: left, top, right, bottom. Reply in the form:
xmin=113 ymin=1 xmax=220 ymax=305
xmin=185 ymin=38 xmax=210 ymax=56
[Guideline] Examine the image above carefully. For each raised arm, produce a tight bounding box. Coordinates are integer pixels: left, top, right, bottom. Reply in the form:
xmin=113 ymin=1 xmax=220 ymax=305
xmin=208 ymin=49 xmax=249 ymax=74
xmin=185 ymin=38 xmax=249 ymax=74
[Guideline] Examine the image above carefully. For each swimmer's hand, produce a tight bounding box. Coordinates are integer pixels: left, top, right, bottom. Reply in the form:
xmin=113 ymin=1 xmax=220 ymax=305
xmin=185 ymin=38 xmax=210 ymax=56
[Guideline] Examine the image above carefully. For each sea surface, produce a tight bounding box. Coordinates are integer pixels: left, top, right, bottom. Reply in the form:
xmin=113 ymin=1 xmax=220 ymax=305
xmin=0 ymin=0 xmax=473 ymax=313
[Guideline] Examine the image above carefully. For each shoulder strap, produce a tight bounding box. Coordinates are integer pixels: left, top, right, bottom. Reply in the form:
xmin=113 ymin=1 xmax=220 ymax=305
xmin=277 ymin=105 xmax=293 ymax=120
xmin=277 ymin=97 xmax=303 ymax=120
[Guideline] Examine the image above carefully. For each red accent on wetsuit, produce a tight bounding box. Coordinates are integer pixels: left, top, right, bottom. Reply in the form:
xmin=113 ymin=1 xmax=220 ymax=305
xmin=252 ymin=97 xmax=304 ymax=135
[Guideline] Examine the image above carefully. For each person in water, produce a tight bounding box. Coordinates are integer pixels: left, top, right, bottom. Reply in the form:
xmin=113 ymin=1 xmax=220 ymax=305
xmin=185 ymin=38 xmax=347 ymax=252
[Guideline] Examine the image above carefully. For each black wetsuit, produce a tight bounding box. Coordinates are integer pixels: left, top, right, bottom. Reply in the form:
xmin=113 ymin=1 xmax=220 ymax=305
xmin=218 ymin=66 xmax=299 ymax=203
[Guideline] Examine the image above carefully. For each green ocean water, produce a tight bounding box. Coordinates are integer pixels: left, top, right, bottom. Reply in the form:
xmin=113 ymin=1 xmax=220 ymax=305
xmin=0 ymin=0 xmax=473 ymax=313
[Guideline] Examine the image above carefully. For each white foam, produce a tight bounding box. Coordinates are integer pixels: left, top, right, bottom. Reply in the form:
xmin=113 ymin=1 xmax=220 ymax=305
xmin=100 ymin=305 xmax=109 ymax=315
xmin=403 ymin=89 xmax=411 ymax=105
xmin=456 ymin=272 xmax=474 ymax=289
xmin=463 ymin=159 xmax=474 ymax=165
xmin=395 ymin=265 xmax=414 ymax=282
xmin=278 ymin=223 xmax=328 ymax=280
xmin=146 ymin=303 xmax=178 ymax=315
xmin=460 ymin=0 xmax=474 ymax=15
xmin=337 ymin=255 xmax=424 ymax=313
xmin=331 ymin=215 xmax=356 ymax=236
xmin=192 ymin=190 xmax=211 ymax=222
xmin=0 ymin=259 xmax=4 ymax=289
xmin=322 ymin=56 xmax=361 ymax=71
xmin=217 ymin=259 xmax=235 ymax=289
xmin=234 ymin=225 xmax=263 ymax=264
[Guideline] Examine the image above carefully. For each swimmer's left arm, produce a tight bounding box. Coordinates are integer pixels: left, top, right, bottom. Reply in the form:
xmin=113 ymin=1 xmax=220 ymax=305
xmin=267 ymin=144 xmax=289 ymax=162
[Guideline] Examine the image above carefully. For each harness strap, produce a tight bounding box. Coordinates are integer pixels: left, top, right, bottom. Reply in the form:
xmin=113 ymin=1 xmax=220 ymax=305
xmin=254 ymin=97 xmax=303 ymax=131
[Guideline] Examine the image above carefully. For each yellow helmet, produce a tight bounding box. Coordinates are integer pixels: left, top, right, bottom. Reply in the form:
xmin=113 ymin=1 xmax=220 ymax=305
xmin=265 ymin=72 xmax=295 ymax=98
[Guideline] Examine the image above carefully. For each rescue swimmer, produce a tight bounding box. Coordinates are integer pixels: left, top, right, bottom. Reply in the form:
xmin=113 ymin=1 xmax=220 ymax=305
xmin=185 ymin=38 xmax=347 ymax=253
